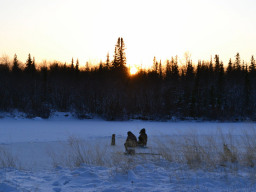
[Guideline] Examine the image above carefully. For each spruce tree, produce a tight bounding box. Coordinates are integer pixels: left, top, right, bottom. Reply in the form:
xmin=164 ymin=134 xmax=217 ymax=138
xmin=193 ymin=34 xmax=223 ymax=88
xmin=165 ymin=59 xmax=171 ymax=79
xmin=235 ymin=52 xmax=241 ymax=71
xmin=105 ymin=52 xmax=110 ymax=68
xmin=25 ymin=54 xmax=32 ymax=70
xmin=112 ymin=37 xmax=126 ymax=68
xmin=209 ymin=56 xmax=213 ymax=74
xmin=214 ymin=54 xmax=220 ymax=73
xmin=12 ymin=54 xmax=21 ymax=73
xmin=186 ymin=60 xmax=194 ymax=80
xmin=71 ymin=58 xmax=74 ymax=71
xmin=171 ymin=56 xmax=179 ymax=80
xmin=119 ymin=37 xmax=126 ymax=66
xmin=227 ymin=58 xmax=233 ymax=74
xmin=249 ymin=55 xmax=255 ymax=73
xmin=75 ymin=59 xmax=79 ymax=72
xmin=243 ymin=68 xmax=251 ymax=115
xmin=32 ymin=57 xmax=36 ymax=72
xmin=25 ymin=53 xmax=35 ymax=73
xmin=159 ymin=60 xmax=162 ymax=78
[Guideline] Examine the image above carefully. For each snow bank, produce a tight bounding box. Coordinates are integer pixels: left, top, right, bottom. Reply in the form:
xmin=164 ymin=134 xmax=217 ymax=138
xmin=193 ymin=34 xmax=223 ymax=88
xmin=0 ymin=118 xmax=256 ymax=191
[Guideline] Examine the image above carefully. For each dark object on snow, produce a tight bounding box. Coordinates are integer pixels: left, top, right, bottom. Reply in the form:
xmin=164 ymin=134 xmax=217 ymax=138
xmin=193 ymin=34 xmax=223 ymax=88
xmin=138 ymin=128 xmax=147 ymax=146
xmin=111 ymin=134 xmax=115 ymax=146
xmin=223 ymin=143 xmax=237 ymax=163
xmin=124 ymin=131 xmax=137 ymax=153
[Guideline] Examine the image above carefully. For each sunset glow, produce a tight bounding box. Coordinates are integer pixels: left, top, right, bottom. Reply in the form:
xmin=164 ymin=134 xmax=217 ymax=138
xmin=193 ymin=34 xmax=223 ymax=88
xmin=129 ymin=66 xmax=138 ymax=75
xmin=0 ymin=0 xmax=256 ymax=66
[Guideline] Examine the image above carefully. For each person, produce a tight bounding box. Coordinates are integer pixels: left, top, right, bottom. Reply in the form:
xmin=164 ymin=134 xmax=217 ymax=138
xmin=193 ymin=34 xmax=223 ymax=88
xmin=124 ymin=131 xmax=138 ymax=152
xmin=138 ymin=128 xmax=147 ymax=147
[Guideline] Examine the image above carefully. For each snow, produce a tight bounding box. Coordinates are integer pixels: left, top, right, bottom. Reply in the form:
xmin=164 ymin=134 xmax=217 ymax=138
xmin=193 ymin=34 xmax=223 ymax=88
xmin=0 ymin=113 xmax=256 ymax=191
xmin=1 ymin=163 xmax=256 ymax=191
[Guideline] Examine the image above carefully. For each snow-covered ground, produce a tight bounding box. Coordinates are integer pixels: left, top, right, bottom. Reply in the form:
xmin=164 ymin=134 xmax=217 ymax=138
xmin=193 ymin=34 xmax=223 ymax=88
xmin=0 ymin=113 xmax=256 ymax=191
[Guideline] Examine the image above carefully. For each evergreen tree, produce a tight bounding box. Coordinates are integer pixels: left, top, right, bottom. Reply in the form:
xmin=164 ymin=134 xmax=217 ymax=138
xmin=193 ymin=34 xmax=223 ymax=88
xmin=64 ymin=62 xmax=67 ymax=68
xmin=171 ymin=56 xmax=179 ymax=80
xmin=195 ymin=60 xmax=202 ymax=89
xmin=25 ymin=53 xmax=35 ymax=73
xmin=41 ymin=65 xmax=48 ymax=102
xmin=99 ymin=60 xmax=103 ymax=71
xmin=12 ymin=54 xmax=21 ymax=73
xmin=32 ymin=57 xmax=36 ymax=72
xmin=242 ymin=61 xmax=248 ymax=74
xmin=165 ymin=59 xmax=171 ymax=79
xmin=71 ymin=58 xmax=74 ymax=71
xmin=186 ymin=60 xmax=194 ymax=80
xmin=155 ymin=61 xmax=159 ymax=73
xmin=209 ymin=56 xmax=213 ymax=74
xmin=112 ymin=37 xmax=126 ymax=68
xmin=0 ymin=37 xmax=255 ymax=120
xmin=119 ymin=37 xmax=126 ymax=66
xmin=113 ymin=46 xmax=118 ymax=67
xmin=105 ymin=52 xmax=110 ymax=68
xmin=159 ymin=60 xmax=162 ymax=78
xmin=196 ymin=60 xmax=202 ymax=75
xmin=243 ymin=68 xmax=251 ymax=115
xmin=219 ymin=61 xmax=224 ymax=75
xmin=249 ymin=55 xmax=255 ymax=73
xmin=235 ymin=52 xmax=241 ymax=71
xmin=227 ymin=58 xmax=233 ymax=74
xmin=214 ymin=54 xmax=220 ymax=73
xmin=217 ymin=61 xmax=224 ymax=107
xmin=75 ymin=59 xmax=79 ymax=72
xmin=25 ymin=54 xmax=32 ymax=70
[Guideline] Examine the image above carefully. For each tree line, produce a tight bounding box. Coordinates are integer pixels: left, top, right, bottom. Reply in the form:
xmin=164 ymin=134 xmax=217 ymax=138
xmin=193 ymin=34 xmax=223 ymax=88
xmin=0 ymin=38 xmax=256 ymax=121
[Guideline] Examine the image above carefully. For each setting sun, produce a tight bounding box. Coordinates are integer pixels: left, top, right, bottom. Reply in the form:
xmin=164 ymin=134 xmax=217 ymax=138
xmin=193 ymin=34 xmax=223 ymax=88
xmin=0 ymin=0 xmax=255 ymax=66
xmin=130 ymin=66 xmax=138 ymax=75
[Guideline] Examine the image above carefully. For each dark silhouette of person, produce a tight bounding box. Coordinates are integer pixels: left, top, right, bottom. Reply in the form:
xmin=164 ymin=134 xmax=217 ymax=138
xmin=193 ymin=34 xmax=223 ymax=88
xmin=124 ymin=131 xmax=138 ymax=151
xmin=138 ymin=128 xmax=147 ymax=146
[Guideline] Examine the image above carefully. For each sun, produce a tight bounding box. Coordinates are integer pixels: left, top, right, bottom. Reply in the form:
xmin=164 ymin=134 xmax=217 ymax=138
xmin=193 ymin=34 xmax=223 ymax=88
xmin=130 ymin=66 xmax=138 ymax=75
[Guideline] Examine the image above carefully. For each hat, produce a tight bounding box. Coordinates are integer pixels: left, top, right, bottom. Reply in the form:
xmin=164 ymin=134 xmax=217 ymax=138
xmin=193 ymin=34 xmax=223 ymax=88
xmin=140 ymin=128 xmax=146 ymax=134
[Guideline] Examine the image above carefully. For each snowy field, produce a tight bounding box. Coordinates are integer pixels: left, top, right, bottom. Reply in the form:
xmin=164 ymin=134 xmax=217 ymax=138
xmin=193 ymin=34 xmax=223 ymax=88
xmin=0 ymin=113 xmax=256 ymax=191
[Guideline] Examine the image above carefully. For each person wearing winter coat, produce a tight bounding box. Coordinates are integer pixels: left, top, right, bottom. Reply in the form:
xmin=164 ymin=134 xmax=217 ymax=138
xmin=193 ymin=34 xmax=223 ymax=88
xmin=124 ymin=131 xmax=138 ymax=151
xmin=138 ymin=128 xmax=147 ymax=146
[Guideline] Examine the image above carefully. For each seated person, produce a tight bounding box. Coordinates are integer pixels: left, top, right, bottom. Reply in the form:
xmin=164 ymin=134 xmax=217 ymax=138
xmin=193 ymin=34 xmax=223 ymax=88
xmin=124 ymin=131 xmax=138 ymax=151
xmin=138 ymin=128 xmax=147 ymax=146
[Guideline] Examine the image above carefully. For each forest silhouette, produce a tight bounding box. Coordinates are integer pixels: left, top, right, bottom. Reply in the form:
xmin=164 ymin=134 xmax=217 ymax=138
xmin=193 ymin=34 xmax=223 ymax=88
xmin=0 ymin=37 xmax=255 ymax=121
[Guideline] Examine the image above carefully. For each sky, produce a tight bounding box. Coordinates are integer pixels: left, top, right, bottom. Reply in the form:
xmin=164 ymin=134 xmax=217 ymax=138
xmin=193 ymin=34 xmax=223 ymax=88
xmin=0 ymin=0 xmax=255 ymax=68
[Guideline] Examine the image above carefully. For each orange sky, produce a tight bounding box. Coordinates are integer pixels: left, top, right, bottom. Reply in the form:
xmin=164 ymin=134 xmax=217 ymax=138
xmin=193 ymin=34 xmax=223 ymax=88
xmin=0 ymin=0 xmax=256 ymax=68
